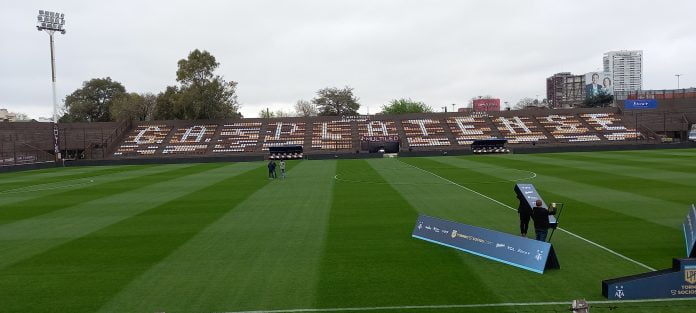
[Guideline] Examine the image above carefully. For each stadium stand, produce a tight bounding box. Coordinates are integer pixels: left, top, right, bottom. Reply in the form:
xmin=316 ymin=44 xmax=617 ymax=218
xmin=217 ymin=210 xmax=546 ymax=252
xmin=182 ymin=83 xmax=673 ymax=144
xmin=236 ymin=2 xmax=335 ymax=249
xmin=213 ymin=122 xmax=262 ymax=153
xmin=312 ymin=120 xmax=353 ymax=150
xmin=537 ymin=115 xmax=601 ymax=143
xmin=114 ymin=124 xmax=172 ymax=156
xmin=358 ymin=120 xmax=398 ymax=137
xmin=446 ymin=115 xmax=497 ymax=145
xmin=401 ymin=119 xmax=451 ymax=147
xmin=262 ymin=121 xmax=305 ymax=150
xmin=162 ymin=124 xmax=217 ymax=155
xmin=492 ymin=116 xmax=548 ymax=143
xmin=10 ymin=104 xmax=696 ymax=166
xmin=581 ymin=113 xmax=643 ymax=141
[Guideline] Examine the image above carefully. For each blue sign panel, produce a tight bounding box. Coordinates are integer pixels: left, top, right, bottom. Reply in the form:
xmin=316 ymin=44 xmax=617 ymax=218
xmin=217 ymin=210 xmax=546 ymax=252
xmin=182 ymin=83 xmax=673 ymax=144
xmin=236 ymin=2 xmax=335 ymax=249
xmin=412 ymin=214 xmax=559 ymax=274
xmin=603 ymin=258 xmax=696 ymax=300
xmin=624 ymin=99 xmax=658 ymax=109
xmin=683 ymin=204 xmax=696 ymax=257
xmin=514 ymin=183 xmax=557 ymax=228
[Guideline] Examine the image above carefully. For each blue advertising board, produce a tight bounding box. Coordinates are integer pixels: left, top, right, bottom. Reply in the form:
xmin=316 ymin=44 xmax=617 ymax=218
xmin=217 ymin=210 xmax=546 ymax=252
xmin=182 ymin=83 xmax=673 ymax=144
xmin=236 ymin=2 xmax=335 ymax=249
xmin=683 ymin=204 xmax=696 ymax=257
xmin=412 ymin=214 xmax=559 ymax=274
xmin=603 ymin=258 xmax=696 ymax=300
xmin=514 ymin=183 xmax=557 ymax=228
xmin=624 ymin=99 xmax=658 ymax=109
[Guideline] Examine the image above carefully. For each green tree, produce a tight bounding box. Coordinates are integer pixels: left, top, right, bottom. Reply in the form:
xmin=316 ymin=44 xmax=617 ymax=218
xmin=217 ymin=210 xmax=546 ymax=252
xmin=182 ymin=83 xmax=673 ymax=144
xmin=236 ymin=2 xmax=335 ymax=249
xmin=154 ymin=49 xmax=241 ymax=120
xmin=312 ymin=86 xmax=360 ymax=116
xmin=259 ymin=109 xmax=274 ymax=118
xmin=110 ymin=92 xmax=156 ymax=122
xmin=381 ymin=98 xmax=432 ymax=114
xmin=61 ymin=77 xmax=126 ymax=122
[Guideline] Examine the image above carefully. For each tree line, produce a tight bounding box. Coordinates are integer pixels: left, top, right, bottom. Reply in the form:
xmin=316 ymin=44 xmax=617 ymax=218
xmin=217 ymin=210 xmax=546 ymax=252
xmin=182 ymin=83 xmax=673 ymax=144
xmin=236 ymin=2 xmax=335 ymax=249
xmin=60 ymin=49 xmax=584 ymax=122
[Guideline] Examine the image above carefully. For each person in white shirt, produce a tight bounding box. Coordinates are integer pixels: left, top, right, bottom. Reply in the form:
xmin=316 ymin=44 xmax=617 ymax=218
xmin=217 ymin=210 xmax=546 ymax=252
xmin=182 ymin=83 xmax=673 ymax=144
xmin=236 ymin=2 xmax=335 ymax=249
xmin=279 ymin=160 xmax=286 ymax=179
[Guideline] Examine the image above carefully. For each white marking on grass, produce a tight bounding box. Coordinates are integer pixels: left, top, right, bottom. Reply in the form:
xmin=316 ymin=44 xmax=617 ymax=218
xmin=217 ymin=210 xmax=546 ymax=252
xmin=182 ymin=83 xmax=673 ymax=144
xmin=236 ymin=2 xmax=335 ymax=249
xmin=219 ymin=297 xmax=696 ymax=313
xmin=398 ymin=159 xmax=657 ymax=272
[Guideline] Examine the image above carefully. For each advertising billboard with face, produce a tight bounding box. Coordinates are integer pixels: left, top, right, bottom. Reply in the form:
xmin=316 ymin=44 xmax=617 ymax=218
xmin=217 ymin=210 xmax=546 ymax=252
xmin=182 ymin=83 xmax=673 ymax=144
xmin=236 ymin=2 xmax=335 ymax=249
xmin=473 ymin=98 xmax=501 ymax=112
xmin=585 ymin=72 xmax=613 ymax=99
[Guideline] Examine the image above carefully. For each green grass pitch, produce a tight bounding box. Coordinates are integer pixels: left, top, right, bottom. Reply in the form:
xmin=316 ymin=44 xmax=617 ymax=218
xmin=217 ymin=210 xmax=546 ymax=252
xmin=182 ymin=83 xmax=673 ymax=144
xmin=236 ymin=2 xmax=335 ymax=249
xmin=1 ymin=149 xmax=696 ymax=313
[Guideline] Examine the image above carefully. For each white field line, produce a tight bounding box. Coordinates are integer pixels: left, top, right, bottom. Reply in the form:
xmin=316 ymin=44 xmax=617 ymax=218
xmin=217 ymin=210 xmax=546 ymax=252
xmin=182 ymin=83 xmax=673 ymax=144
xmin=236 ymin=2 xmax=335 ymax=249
xmin=219 ymin=297 xmax=696 ymax=313
xmin=398 ymin=159 xmax=657 ymax=272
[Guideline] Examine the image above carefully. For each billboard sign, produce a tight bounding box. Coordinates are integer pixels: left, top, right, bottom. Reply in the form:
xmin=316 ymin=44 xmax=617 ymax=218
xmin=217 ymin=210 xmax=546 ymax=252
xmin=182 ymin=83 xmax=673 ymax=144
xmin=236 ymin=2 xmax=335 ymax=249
xmin=412 ymin=214 xmax=559 ymax=274
xmin=683 ymin=204 xmax=696 ymax=257
xmin=624 ymin=99 xmax=658 ymax=109
xmin=473 ymin=98 xmax=501 ymax=112
xmin=603 ymin=258 xmax=696 ymax=300
xmin=585 ymin=72 xmax=613 ymax=99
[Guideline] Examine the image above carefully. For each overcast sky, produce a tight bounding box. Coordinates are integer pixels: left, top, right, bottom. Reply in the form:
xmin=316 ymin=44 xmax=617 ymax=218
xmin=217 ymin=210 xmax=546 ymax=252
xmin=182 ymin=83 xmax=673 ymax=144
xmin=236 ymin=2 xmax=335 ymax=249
xmin=1 ymin=0 xmax=695 ymax=119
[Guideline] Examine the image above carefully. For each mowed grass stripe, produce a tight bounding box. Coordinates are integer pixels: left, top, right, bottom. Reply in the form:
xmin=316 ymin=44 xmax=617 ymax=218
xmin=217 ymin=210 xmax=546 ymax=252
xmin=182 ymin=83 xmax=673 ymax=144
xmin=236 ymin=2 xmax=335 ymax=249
xmin=394 ymin=157 xmax=656 ymax=296
xmin=315 ymin=160 xmax=502 ymax=308
xmin=0 ymin=164 xmax=205 ymax=226
xmin=0 ymin=165 xmax=122 ymax=182
xmin=0 ymin=162 xmax=269 ymax=313
xmin=97 ymin=160 xmax=332 ymax=313
xmin=443 ymin=156 xmax=682 ymax=268
xmin=487 ymin=153 xmax=694 ymax=207
xmin=0 ymin=162 xmax=257 ymax=270
xmin=559 ymin=151 xmax=696 ymax=172
xmin=530 ymin=152 xmax=696 ymax=187
xmin=0 ymin=164 xmax=175 ymax=207
xmin=0 ymin=165 xmax=141 ymax=192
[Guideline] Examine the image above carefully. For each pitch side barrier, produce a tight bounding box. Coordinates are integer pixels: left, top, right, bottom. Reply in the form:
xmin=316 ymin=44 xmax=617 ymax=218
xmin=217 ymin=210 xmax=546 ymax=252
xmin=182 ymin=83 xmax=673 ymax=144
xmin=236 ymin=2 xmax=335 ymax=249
xmin=602 ymin=204 xmax=696 ymax=300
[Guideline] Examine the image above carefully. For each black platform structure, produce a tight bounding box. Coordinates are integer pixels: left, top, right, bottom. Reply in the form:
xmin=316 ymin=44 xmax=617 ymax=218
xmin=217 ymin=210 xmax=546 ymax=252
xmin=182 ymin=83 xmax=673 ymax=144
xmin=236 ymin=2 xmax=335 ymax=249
xmin=514 ymin=183 xmax=560 ymax=242
xmin=268 ymin=145 xmax=303 ymax=159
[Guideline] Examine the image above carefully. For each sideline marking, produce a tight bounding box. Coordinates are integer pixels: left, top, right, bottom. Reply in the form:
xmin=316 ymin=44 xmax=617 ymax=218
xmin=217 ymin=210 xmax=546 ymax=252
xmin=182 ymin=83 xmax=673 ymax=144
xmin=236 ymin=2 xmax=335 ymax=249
xmin=397 ymin=159 xmax=657 ymax=272
xmin=221 ymin=298 xmax=696 ymax=313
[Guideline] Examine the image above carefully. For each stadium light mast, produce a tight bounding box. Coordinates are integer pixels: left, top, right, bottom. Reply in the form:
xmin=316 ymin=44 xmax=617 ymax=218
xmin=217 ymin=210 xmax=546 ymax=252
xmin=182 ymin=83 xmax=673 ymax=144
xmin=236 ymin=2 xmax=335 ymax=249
xmin=36 ymin=10 xmax=66 ymax=161
xmin=36 ymin=10 xmax=66 ymax=123
xmin=675 ymin=74 xmax=683 ymax=89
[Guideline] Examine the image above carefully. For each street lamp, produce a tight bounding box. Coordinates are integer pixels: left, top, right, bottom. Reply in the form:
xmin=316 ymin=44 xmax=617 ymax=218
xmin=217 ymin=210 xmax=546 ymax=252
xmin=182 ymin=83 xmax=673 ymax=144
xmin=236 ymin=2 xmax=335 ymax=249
xmin=36 ymin=10 xmax=66 ymax=123
xmin=36 ymin=10 xmax=66 ymax=161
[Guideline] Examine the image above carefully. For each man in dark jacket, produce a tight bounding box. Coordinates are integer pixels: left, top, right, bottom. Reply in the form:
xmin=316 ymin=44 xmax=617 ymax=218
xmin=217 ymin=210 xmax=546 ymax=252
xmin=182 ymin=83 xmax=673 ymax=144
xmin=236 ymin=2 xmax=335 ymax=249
xmin=517 ymin=195 xmax=532 ymax=237
xmin=531 ymin=199 xmax=555 ymax=242
xmin=268 ymin=160 xmax=276 ymax=179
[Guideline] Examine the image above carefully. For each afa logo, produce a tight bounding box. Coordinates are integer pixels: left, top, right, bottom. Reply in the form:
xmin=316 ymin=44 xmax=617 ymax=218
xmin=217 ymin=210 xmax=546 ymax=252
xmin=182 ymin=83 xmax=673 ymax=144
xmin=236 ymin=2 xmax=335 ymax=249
xmin=684 ymin=266 xmax=696 ymax=284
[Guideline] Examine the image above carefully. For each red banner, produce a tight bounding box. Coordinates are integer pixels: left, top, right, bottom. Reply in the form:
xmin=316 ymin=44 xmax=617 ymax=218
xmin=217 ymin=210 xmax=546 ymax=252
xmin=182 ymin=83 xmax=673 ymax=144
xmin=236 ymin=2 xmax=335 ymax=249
xmin=473 ymin=98 xmax=501 ymax=112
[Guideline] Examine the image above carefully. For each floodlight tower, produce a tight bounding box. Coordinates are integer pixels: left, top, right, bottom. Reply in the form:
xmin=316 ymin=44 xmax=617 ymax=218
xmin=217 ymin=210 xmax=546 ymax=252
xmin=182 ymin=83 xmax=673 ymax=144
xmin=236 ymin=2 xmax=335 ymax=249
xmin=36 ymin=10 xmax=66 ymax=123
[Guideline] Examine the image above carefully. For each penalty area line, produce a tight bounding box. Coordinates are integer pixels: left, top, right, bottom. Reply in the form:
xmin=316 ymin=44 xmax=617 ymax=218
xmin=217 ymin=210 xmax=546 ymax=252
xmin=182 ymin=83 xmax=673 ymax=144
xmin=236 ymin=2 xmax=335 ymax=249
xmin=397 ymin=159 xmax=657 ymax=272
xmin=220 ymin=298 xmax=696 ymax=313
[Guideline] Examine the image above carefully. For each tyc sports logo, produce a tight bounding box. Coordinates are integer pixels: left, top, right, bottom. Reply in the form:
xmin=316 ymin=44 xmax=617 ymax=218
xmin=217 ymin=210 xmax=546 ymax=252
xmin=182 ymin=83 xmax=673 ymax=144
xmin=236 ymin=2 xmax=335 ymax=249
xmin=685 ymin=266 xmax=696 ymax=284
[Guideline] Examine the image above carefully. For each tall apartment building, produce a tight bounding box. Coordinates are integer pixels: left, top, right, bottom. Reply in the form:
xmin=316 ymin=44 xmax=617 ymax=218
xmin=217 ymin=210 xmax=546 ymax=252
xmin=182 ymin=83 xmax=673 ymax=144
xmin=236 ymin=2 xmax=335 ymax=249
xmin=546 ymin=72 xmax=585 ymax=108
xmin=603 ymin=50 xmax=643 ymax=93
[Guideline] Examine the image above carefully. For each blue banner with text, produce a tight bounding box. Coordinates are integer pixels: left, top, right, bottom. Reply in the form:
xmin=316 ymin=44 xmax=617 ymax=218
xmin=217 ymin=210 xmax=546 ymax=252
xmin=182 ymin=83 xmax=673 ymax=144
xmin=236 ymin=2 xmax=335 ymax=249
xmin=603 ymin=258 xmax=696 ymax=300
xmin=624 ymin=99 xmax=658 ymax=109
xmin=412 ymin=214 xmax=559 ymax=274
xmin=683 ymin=204 xmax=696 ymax=258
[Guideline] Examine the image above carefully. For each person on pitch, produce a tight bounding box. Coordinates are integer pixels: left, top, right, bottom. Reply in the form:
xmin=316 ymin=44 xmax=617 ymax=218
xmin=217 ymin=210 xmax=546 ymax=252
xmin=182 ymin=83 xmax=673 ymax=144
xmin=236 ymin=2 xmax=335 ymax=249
xmin=279 ymin=159 xmax=286 ymax=179
xmin=531 ymin=199 xmax=555 ymax=242
xmin=267 ymin=159 xmax=276 ymax=179
xmin=517 ymin=194 xmax=532 ymax=237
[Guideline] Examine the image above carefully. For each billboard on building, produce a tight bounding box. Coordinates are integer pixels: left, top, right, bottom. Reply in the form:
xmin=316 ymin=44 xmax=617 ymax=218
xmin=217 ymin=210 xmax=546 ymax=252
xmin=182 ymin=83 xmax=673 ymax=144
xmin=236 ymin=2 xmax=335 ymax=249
xmin=473 ymin=98 xmax=501 ymax=112
xmin=585 ymin=72 xmax=613 ymax=99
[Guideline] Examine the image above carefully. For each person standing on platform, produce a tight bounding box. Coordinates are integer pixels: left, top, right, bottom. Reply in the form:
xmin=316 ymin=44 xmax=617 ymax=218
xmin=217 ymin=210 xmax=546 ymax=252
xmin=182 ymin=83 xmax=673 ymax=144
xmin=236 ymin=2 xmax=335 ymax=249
xmin=518 ymin=195 xmax=532 ymax=237
xmin=532 ymin=199 xmax=555 ymax=242
xmin=279 ymin=159 xmax=286 ymax=179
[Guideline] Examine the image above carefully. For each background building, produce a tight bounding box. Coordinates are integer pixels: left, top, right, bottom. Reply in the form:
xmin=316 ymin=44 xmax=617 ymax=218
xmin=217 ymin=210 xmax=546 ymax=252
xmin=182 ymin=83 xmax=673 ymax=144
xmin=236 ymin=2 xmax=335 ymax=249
xmin=603 ymin=50 xmax=643 ymax=93
xmin=0 ymin=109 xmax=18 ymax=122
xmin=546 ymin=72 xmax=585 ymax=108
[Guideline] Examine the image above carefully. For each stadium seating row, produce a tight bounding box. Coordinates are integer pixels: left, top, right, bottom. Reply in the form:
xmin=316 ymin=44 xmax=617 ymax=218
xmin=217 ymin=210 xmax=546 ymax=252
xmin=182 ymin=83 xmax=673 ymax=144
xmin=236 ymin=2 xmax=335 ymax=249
xmin=113 ymin=112 xmax=643 ymax=157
